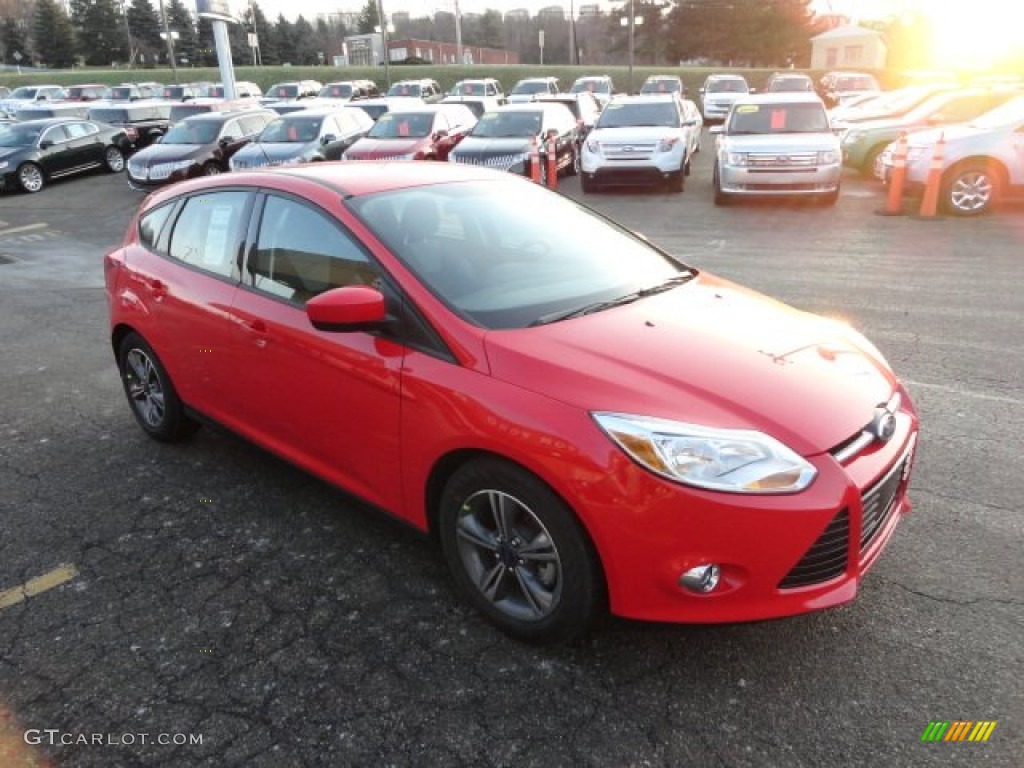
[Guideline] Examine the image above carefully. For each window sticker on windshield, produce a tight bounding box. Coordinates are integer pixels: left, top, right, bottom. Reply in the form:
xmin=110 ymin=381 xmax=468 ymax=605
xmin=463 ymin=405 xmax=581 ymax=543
xmin=735 ymin=105 xmax=759 ymax=113
xmin=203 ymin=206 xmax=234 ymax=268
xmin=605 ymin=103 xmax=624 ymax=111
xmin=770 ymin=109 xmax=786 ymax=130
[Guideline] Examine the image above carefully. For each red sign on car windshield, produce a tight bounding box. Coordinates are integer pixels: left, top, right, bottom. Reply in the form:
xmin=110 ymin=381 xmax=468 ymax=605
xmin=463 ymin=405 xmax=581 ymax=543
xmin=770 ymin=109 xmax=787 ymax=130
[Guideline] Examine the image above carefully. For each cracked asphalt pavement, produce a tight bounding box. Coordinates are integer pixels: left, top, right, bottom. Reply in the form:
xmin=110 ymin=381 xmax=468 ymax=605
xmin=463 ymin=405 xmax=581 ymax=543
xmin=0 ymin=142 xmax=1021 ymax=767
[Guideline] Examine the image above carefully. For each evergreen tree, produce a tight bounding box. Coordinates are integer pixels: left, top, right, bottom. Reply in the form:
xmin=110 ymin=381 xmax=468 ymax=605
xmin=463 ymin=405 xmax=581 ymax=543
xmin=126 ymin=0 xmax=164 ymax=66
xmin=248 ymin=1 xmax=277 ymax=65
xmin=33 ymin=0 xmax=76 ymax=68
xmin=1 ymin=17 xmax=28 ymax=66
xmin=163 ymin=0 xmax=197 ymax=66
xmin=69 ymin=0 xmax=128 ymax=65
xmin=292 ymin=15 xmax=317 ymax=65
xmin=356 ymin=0 xmax=379 ymax=35
xmin=273 ymin=13 xmax=294 ymax=63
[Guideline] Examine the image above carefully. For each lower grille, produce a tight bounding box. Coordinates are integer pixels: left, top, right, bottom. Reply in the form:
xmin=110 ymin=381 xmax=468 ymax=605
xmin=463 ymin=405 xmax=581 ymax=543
xmin=860 ymin=454 xmax=909 ymax=553
xmin=778 ymin=509 xmax=849 ymax=589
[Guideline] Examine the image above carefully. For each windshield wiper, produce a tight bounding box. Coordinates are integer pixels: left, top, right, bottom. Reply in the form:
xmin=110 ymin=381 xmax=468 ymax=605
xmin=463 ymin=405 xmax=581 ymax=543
xmin=530 ymin=273 xmax=695 ymax=327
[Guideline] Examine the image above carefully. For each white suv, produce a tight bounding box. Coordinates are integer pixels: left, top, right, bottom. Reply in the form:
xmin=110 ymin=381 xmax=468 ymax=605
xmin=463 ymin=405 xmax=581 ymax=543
xmin=580 ymin=95 xmax=701 ymax=193
xmin=711 ymin=92 xmax=841 ymax=205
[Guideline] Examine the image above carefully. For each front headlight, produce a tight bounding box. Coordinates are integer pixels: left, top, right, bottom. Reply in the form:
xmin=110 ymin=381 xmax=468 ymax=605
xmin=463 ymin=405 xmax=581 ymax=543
xmin=657 ymin=136 xmax=680 ymax=153
xmin=0 ymin=160 xmax=8 ymax=170
xmin=593 ymin=413 xmax=817 ymax=494
xmin=842 ymin=130 xmax=864 ymax=145
xmin=726 ymin=151 xmax=748 ymax=167
xmin=817 ymin=149 xmax=838 ymax=164
xmin=585 ymin=138 xmax=600 ymax=153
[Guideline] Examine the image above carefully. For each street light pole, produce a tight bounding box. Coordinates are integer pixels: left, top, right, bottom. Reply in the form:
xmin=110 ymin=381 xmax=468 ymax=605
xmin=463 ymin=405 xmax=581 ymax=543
xmin=158 ymin=0 xmax=178 ymax=82
xmin=376 ymin=0 xmax=391 ymax=88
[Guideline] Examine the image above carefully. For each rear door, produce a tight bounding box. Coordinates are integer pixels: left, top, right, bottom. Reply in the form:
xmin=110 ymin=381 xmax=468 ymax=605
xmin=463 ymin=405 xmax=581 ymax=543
xmin=38 ymin=125 xmax=74 ymax=176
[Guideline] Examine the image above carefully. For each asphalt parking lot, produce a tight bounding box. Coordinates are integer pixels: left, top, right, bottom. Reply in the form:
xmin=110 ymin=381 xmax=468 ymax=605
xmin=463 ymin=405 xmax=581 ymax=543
xmin=1 ymin=140 xmax=1021 ymax=767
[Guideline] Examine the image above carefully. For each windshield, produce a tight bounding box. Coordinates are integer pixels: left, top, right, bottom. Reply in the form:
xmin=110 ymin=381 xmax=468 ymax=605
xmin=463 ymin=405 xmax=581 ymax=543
xmin=0 ymin=123 xmax=43 ymax=146
xmin=511 ymin=81 xmax=551 ymax=95
xmin=206 ymin=86 xmax=225 ymax=98
xmin=470 ymin=111 xmax=542 ymax=138
xmin=9 ymin=88 xmax=39 ymax=99
xmin=162 ymin=121 xmax=220 ymax=145
xmin=769 ymin=77 xmax=812 ymax=92
xmin=451 ymin=82 xmax=486 ymax=96
xmin=359 ymin=103 xmax=389 ymax=120
xmin=269 ymin=84 xmax=299 ymax=99
xmin=388 ymin=83 xmax=422 ymax=97
xmin=597 ymin=102 xmax=679 ymax=129
xmin=969 ymin=94 xmax=1024 ymax=128
xmin=571 ymin=79 xmax=611 ymax=94
xmin=727 ymin=102 xmax=829 ymax=133
xmin=350 ymin=180 xmax=688 ymax=330
xmin=322 ymin=84 xmax=354 ymax=98
xmin=368 ymin=112 xmax=434 ymax=139
xmin=111 ymin=87 xmax=135 ymax=99
xmin=259 ymin=117 xmax=322 ymax=143
xmin=169 ymin=104 xmax=211 ymax=122
xmin=641 ymin=79 xmax=681 ymax=93
xmin=707 ymin=79 xmax=747 ymax=93
xmin=163 ymin=87 xmax=188 ymax=99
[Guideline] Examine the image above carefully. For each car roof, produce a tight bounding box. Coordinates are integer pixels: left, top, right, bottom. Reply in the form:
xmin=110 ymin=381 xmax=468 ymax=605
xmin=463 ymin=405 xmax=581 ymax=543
xmin=9 ymin=117 xmax=88 ymax=127
xmin=611 ymin=94 xmax=680 ymax=104
xmin=182 ymin=108 xmax=275 ymax=123
xmin=707 ymin=74 xmax=747 ymax=80
xmin=277 ymin=108 xmax=344 ymax=118
xmin=516 ymin=77 xmax=557 ymax=84
xmin=645 ymin=75 xmax=681 ymax=81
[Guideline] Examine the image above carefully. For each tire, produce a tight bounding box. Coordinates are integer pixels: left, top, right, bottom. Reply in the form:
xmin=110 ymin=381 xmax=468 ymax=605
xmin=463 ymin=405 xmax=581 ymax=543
xmin=941 ymin=162 xmax=1001 ymax=216
xmin=580 ymin=175 xmax=596 ymax=194
xmin=118 ymin=332 xmax=200 ymax=442
xmin=104 ymin=146 xmax=126 ymax=173
xmin=438 ymin=458 xmax=605 ymax=644
xmin=819 ymin=186 xmax=840 ymax=206
xmin=17 ymin=162 xmax=45 ymax=194
xmin=713 ymin=166 xmax=730 ymax=206
xmin=668 ymin=165 xmax=684 ymax=193
xmin=202 ymin=161 xmax=223 ymax=176
xmin=861 ymin=144 xmax=886 ymax=178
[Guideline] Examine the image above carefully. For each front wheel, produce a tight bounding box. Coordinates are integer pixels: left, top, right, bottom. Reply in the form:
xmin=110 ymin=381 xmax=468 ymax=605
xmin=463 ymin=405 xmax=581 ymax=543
xmin=713 ymin=166 xmax=730 ymax=206
xmin=580 ymin=175 xmax=596 ymax=193
xmin=439 ymin=458 xmax=605 ymax=644
xmin=118 ymin=332 xmax=200 ymax=442
xmin=104 ymin=146 xmax=125 ymax=173
xmin=17 ymin=162 xmax=45 ymax=193
xmin=942 ymin=162 xmax=1001 ymax=216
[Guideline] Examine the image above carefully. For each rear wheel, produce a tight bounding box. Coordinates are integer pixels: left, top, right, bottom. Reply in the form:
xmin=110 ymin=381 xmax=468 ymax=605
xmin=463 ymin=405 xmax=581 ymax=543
xmin=104 ymin=146 xmax=125 ymax=173
xmin=439 ymin=458 xmax=605 ymax=644
xmin=942 ymin=162 xmax=1002 ymax=216
xmin=118 ymin=332 xmax=200 ymax=442
xmin=819 ymin=186 xmax=840 ymax=206
xmin=861 ymin=144 xmax=886 ymax=177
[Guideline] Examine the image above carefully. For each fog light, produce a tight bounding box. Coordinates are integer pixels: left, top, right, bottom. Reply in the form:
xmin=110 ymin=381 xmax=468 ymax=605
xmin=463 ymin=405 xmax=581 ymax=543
xmin=680 ymin=564 xmax=721 ymax=593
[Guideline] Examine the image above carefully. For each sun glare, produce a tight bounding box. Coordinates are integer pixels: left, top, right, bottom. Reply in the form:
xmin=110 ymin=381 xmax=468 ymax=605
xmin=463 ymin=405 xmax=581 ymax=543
xmin=927 ymin=0 xmax=1023 ymax=72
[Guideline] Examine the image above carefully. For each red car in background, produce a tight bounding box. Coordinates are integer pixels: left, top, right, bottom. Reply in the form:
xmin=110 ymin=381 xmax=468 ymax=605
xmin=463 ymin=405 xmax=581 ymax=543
xmin=342 ymin=103 xmax=477 ymax=161
xmin=105 ymin=162 xmax=919 ymax=643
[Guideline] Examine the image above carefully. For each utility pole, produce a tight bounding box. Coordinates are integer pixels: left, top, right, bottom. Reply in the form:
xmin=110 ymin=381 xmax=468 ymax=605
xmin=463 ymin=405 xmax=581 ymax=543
xmin=158 ymin=0 xmax=178 ymax=83
xmin=454 ymin=0 xmax=463 ymax=65
xmin=376 ymin=0 xmax=391 ymax=87
xmin=569 ymin=0 xmax=576 ymax=65
xmin=120 ymin=0 xmax=136 ymax=68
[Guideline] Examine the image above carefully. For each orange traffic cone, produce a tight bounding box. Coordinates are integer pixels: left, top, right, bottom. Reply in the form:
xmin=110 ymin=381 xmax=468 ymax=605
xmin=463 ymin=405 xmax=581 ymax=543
xmin=876 ymin=131 xmax=908 ymax=216
xmin=546 ymin=136 xmax=558 ymax=190
xmin=529 ymin=136 xmax=541 ymax=183
xmin=916 ymin=133 xmax=946 ymax=220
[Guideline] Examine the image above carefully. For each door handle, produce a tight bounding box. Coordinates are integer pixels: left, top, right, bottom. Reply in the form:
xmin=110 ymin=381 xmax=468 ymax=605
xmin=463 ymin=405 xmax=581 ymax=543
xmin=146 ymin=278 xmax=168 ymax=300
xmin=237 ymin=317 xmax=267 ymax=334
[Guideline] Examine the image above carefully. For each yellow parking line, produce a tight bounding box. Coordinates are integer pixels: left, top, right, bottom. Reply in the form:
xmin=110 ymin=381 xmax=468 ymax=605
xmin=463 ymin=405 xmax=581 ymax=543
xmin=0 ymin=223 xmax=47 ymax=238
xmin=0 ymin=564 xmax=78 ymax=610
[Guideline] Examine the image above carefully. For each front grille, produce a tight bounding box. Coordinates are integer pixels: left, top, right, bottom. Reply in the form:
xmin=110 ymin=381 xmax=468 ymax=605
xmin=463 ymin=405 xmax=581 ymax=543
xmin=778 ymin=509 xmax=849 ymax=589
xmin=451 ymin=153 xmax=527 ymax=172
xmin=602 ymin=142 xmax=657 ymax=160
xmin=860 ymin=454 xmax=909 ymax=553
xmin=742 ymin=182 xmax=826 ymax=191
xmin=748 ymin=152 xmax=818 ymax=167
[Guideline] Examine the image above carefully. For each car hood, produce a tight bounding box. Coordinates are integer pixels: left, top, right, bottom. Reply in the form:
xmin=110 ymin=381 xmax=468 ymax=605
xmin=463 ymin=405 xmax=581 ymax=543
xmin=234 ymin=142 xmax=313 ymax=163
xmin=482 ymin=274 xmax=895 ymax=456
xmin=0 ymin=146 xmax=30 ymax=162
xmin=130 ymin=143 xmax=207 ymax=165
xmin=904 ymin=123 xmax=991 ymax=148
xmin=720 ymin=133 xmax=839 ymax=153
xmin=344 ymin=137 xmax=425 ymax=158
xmin=589 ymin=126 xmax=684 ymax=142
xmin=703 ymin=92 xmax=746 ymax=102
xmin=451 ymin=137 xmax=532 ymax=157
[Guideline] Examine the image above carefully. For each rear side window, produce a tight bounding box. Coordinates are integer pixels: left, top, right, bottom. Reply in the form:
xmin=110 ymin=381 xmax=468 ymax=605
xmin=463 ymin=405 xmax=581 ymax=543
xmin=138 ymin=204 xmax=174 ymax=250
xmin=168 ymin=191 xmax=250 ymax=279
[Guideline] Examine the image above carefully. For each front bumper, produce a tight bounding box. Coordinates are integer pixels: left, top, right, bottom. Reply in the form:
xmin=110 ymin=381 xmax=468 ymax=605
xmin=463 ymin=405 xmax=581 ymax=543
xmin=718 ymin=161 xmax=841 ymax=197
xmin=702 ymin=102 xmax=734 ymax=121
xmin=581 ymin=146 xmax=684 ymax=188
xmin=582 ymin=393 xmax=919 ymax=623
xmin=126 ymin=161 xmax=198 ymax=190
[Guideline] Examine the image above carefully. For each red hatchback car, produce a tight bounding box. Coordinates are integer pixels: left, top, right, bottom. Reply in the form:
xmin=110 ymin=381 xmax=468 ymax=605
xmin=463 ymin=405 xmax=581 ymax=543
xmin=105 ymin=163 xmax=919 ymax=643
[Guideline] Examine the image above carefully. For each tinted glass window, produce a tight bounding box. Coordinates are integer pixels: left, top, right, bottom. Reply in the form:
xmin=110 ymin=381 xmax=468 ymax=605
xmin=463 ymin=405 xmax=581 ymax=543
xmin=139 ymin=204 xmax=174 ymax=250
xmin=368 ymin=112 xmax=434 ymax=138
xmin=239 ymin=114 xmax=271 ymax=135
xmin=41 ymin=125 xmax=70 ymax=144
xmin=598 ymin=102 xmax=679 ymax=128
xmin=248 ymin=196 xmax=377 ymax=305
xmin=65 ymin=122 xmax=95 ymax=139
xmin=168 ymin=191 xmax=249 ymax=279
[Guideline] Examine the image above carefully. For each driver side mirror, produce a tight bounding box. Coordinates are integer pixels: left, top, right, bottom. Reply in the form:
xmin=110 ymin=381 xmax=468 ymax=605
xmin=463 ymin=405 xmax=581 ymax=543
xmin=307 ymin=285 xmax=388 ymax=333
xmin=39 ymin=140 xmax=53 ymax=149
xmin=321 ymin=133 xmax=337 ymax=145
xmin=432 ymin=129 xmax=448 ymax=141
xmin=219 ymin=136 xmax=236 ymax=146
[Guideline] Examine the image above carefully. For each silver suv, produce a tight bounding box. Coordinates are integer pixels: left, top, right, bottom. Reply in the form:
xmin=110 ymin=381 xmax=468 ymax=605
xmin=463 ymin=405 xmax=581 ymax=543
xmin=699 ymin=75 xmax=750 ymax=122
xmin=880 ymin=93 xmax=1024 ymax=215
xmin=711 ymin=93 xmax=841 ymax=205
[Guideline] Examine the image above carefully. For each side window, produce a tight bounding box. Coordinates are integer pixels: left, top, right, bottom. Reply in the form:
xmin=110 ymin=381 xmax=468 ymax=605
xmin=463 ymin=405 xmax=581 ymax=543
xmin=247 ymin=196 xmax=378 ymax=305
xmin=65 ymin=122 xmax=92 ymax=139
xmin=41 ymin=125 xmax=69 ymax=144
xmin=221 ymin=119 xmax=242 ymax=140
xmin=168 ymin=191 xmax=249 ymax=279
xmin=138 ymin=204 xmax=174 ymax=251
xmin=238 ymin=114 xmax=264 ymax=135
